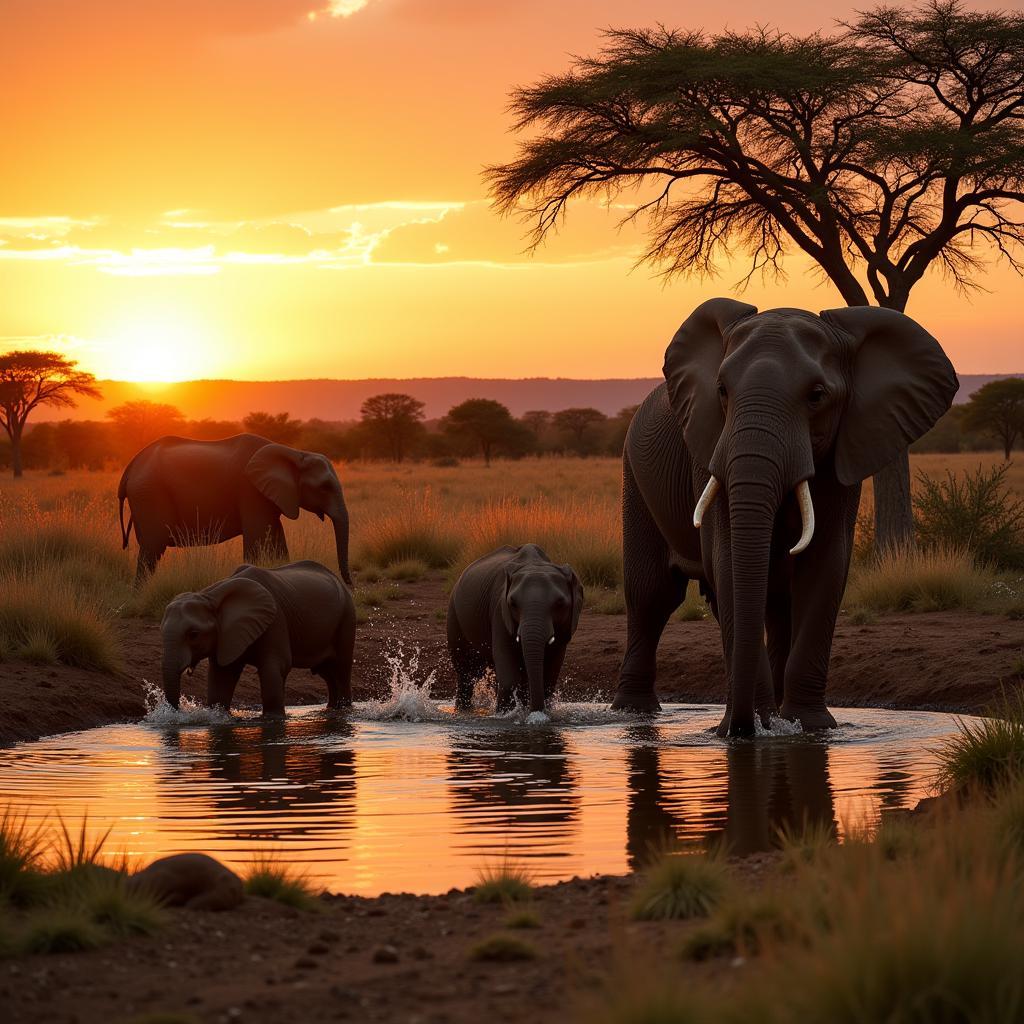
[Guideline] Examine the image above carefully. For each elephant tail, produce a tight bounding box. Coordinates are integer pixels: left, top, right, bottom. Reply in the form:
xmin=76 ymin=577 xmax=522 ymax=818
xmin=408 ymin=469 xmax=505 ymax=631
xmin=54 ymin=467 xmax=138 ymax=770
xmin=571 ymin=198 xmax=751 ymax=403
xmin=118 ymin=468 xmax=134 ymax=550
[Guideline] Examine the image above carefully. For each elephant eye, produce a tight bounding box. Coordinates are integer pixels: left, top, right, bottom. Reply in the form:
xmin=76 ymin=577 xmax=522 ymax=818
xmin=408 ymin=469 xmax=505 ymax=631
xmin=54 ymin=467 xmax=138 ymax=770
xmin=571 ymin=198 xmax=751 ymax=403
xmin=187 ymin=628 xmax=199 ymax=640
xmin=807 ymin=385 xmax=828 ymax=407
xmin=716 ymin=381 xmax=727 ymax=400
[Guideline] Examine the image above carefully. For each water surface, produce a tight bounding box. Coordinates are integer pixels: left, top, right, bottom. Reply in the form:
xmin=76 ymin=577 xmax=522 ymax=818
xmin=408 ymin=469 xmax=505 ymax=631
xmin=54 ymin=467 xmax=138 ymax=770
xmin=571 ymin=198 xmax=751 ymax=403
xmin=0 ymin=689 xmax=970 ymax=895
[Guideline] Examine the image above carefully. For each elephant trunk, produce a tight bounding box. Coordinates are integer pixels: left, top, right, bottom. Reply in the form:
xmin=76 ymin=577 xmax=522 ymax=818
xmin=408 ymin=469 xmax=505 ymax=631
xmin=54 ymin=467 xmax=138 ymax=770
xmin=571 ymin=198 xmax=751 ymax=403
xmin=329 ymin=501 xmax=352 ymax=586
xmin=161 ymin=652 xmax=184 ymax=710
xmin=518 ymin=617 xmax=552 ymax=714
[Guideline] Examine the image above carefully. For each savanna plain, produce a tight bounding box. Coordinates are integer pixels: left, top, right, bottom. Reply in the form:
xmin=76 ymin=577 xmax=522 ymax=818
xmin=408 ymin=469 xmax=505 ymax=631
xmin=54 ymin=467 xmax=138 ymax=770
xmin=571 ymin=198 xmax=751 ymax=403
xmin=3 ymin=452 xmax=1024 ymax=1023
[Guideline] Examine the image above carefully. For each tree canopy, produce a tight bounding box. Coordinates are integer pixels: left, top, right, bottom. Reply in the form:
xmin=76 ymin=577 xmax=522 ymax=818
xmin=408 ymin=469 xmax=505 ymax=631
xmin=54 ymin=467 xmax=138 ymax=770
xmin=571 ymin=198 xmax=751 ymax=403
xmin=961 ymin=378 xmax=1024 ymax=459
xmin=0 ymin=350 xmax=100 ymax=476
xmin=441 ymin=398 xmax=530 ymax=466
xmin=359 ymin=392 xmax=426 ymax=463
xmin=108 ymin=400 xmax=186 ymax=449
xmin=242 ymin=410 xmax=303 ymax=446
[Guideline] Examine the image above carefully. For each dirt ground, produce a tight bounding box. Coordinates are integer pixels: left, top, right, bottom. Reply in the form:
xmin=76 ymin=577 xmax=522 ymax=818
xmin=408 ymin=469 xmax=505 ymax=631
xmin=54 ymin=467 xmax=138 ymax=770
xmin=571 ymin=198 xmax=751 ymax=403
xmin=2 ymin=573 xmax=1023 ymax=747
xmin=1 ymin=861 xmax=779 ymax=1024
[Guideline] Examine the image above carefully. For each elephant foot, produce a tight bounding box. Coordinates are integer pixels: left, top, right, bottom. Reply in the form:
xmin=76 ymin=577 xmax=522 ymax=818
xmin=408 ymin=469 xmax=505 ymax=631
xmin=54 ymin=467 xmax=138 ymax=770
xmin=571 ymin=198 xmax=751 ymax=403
xmin=715 ymin=705 xmax=773 ymax=738
xmin=327 ymin=698 xmax=353 ymax=712
xmin=779 ymin=702 xmax=837 ymax=732
xmin=610 ymin=685 xmax=661 ymax=714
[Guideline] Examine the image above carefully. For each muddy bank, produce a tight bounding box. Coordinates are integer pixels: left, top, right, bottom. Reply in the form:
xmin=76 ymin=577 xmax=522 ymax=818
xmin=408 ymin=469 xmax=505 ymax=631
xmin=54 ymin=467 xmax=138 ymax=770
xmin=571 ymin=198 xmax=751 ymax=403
xmin=2 ymin=574 xmax=1022 ymax=746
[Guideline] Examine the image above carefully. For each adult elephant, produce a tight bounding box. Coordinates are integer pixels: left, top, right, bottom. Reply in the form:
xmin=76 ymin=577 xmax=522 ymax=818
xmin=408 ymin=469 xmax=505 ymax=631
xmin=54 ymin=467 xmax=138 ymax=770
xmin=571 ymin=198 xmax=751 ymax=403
xmin=613 ymin=299 xmax=957 ymax=737
xmin=119 ymin=434 xmax=351 ymax=584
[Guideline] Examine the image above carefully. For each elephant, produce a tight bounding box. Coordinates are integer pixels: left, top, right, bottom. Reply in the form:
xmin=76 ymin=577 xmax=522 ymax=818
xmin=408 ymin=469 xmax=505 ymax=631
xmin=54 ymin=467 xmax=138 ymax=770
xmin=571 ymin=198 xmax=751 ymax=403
xmin=160 ymin=560 xmax=356 ymax=715
xmin=118 ymin=433 xmax=351 ymax=584
xmin=447 ymin=544 xmax=584 ymax=714
xmin=613 ymin=299 xmax=958 ymax=736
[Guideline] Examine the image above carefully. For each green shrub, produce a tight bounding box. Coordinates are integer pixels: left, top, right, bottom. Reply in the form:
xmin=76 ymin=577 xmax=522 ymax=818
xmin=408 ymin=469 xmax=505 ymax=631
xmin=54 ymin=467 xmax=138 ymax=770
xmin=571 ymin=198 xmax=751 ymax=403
xmin=631 ymin=850 xmax=728 ymax=922
xmin=473 ymin=860 xmax=534 ymax=904
xmin=914 ymin=464 xmax=1024 ymax=569
xmin=21 ymin=909 xmax=105 ymax=954
xmin=505 ymin=908 xmax=541 ymax=929
xmin=0 ymin=809 xmax=47 ymax=908
xmin=382 ymin=559 xmax=429 ymax=581
xmin=936 ymin=689 xmax=1024 ymax=793
xmin=681 ymin=893 xmax=794 ymax=961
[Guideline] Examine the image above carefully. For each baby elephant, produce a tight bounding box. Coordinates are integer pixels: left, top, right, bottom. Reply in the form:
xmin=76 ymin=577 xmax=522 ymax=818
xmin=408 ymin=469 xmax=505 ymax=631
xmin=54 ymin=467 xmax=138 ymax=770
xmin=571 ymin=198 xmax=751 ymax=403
xmin=160 ymin=560 xmax=356 ymax=714
xmin=448 ymin=544 xmax=584 ymax=714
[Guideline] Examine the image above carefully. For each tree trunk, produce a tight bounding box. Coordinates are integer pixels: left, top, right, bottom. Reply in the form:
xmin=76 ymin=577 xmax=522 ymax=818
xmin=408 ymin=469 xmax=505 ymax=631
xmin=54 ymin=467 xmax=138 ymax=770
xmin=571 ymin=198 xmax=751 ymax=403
xmin=10 ymin=426 xmax=23 ymax=478
xmin=873 ymin=451 xmax=914 ymax=552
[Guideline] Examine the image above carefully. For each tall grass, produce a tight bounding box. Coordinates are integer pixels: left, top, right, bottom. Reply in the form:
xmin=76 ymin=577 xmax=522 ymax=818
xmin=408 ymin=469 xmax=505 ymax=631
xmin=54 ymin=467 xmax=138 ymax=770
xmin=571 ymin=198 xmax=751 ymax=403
xmin=356 ymin=489 xmax=462 ymax=569
xmin=631 ymin=848 xmax=729 ymax=921
xmin=844 ymin=544 xmax=993 ymax=615
xmin=936 ymin=689 xmax=1024 ymax=794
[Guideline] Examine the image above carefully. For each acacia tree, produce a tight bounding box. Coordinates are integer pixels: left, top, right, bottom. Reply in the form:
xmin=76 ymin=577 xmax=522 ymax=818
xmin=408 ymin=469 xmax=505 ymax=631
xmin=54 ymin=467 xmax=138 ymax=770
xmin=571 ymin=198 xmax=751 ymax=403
xmin=242 ymin=410 xmax=303 ymax=446
xmin=553 ymin=407 xmax=607 ymax=453
xmin=0 ymin=350 xmax=100 ymax=477
xmin=108 ymin=400 xmax=186 ymax=453
xmin=359 ymin=392 xmax=425 ymax=463
xmin=961 ymin=378 xmax=1024 ymax=459
xmin=441 ymin=398 xmax=527 ymax=466
xmin=486 ymin=0 xmax=1024 ymax=549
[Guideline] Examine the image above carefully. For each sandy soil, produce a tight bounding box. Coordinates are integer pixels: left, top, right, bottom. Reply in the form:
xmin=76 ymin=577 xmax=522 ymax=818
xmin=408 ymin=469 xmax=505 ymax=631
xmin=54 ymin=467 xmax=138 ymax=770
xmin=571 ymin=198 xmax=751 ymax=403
xmin=1 ymin=862 xmax=781 ymax=1024
xmin=2 ymin=573 xmax=1022 ymax=747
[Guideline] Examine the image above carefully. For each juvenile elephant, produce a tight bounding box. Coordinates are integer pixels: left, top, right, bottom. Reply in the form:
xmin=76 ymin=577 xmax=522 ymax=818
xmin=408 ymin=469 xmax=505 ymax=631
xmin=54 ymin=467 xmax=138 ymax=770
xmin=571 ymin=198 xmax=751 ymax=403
xmin=119 ymin=434 xmax=351 ymax=584
xmin=447 ymin=544 xmax=584 ymax=714
xmin=160 ymin=560 xmax=356 ymax=715
xmin=614 ymin=299 xmax=957 ymax=736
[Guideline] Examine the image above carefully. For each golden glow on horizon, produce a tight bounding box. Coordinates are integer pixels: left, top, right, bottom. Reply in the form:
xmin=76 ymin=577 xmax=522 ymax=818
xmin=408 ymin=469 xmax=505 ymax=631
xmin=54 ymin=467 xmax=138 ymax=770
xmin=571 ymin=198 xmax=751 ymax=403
xmin=102 ymin=310 xmax=215 ymax=383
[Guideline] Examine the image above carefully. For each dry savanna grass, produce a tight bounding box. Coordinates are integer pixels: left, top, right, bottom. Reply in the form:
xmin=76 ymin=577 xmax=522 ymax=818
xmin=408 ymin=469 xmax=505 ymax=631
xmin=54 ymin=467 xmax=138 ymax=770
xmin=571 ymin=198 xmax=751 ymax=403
xmin=0 ymin=452 xmax=1021 ymax=674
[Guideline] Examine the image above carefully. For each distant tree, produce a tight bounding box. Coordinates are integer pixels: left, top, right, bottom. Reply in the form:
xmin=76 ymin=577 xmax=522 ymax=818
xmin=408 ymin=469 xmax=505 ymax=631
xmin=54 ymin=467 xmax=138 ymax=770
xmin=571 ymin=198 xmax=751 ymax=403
xmin=185 ymin=418 xmax=244 ymax=441
xmin=442 ymin=398 xmax=529 ymax=466
xmin=108 ymin=400 xmax=187 ymax=455
xmin=55 ymin=419 xmax=116 ymax=469
xmin=961 ymin=379 xmax=1024 ymax=460
xmin=0 ymin=350 xmax=100 ymax=477
xmin=242 ymin=410 xmax=303 ymax=446
xmin=486 ymin=0 xmax=1024 ymax=549
xmin=521 ymin=410 xmax=551 ymax=439
xmin=360 ymin=393 xmax=426 ymax=463
xmin=298 ymin=418 xmax=352 ymax=461
xmin=553 ymin=407 xmax=607 ymax=454
xmin=606 ymin=405 xmax=640 ymax=454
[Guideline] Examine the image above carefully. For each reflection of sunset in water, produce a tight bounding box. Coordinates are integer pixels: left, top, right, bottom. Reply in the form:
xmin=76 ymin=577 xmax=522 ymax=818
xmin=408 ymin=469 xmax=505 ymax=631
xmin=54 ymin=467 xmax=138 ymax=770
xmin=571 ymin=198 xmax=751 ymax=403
xmin=0 ymin=705 xmax=965 ymax=896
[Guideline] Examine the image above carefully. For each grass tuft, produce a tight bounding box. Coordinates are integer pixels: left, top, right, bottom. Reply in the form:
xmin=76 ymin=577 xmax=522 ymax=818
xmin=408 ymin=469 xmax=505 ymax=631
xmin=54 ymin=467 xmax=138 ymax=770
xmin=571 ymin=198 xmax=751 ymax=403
xmin=631 ymin=849 xmax=728 ymax=922
xmin=473 ymin=859 xmax=534 ymax=904
xmin=468 ymin=933 xmax=538 ymax=962
xmin=382 ymin=559 xmax=429 ymax=581
xmin=504 ymin=908 xmax=541 ymax=929
xmin=358 ymin=489 xmax=461 ymax=569
xmin=0 ymin=808 xmax=48 ymax=908
xmin=243 ymin=855 xmax=320 ymax=910
xmin=73 ymin=871 xmax=165 ymax=937
xmin=21 ymin=908 xmax=105 ymax=954
xmin=936 ymin=689 xmax=1024 ymax=794
xmin=680 ymin=893 xmax=794 ymax=961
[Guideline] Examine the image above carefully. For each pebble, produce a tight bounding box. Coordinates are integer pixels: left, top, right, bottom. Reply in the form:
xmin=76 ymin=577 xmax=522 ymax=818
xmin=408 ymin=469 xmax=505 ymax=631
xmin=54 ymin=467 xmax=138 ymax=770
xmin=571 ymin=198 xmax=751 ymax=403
xmin=372 ymin=945 xmax=400 ymax=964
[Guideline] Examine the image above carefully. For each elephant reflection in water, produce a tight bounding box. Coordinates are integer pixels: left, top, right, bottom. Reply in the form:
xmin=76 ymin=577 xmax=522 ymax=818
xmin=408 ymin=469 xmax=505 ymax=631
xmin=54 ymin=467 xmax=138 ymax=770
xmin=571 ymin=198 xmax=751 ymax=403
xmin=159 ymin=717 xmax=358 ymax=843
xmin=446 ymin=730 xmax=580 ymax=857
xmin=623 ymin=734 xmax=838 ymax=861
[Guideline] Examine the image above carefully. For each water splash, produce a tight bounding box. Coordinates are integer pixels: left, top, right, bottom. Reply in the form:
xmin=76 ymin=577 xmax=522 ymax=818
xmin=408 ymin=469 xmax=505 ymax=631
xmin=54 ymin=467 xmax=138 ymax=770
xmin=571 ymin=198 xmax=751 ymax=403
xmin=357 ymin=645 xmax=445 ymax=722
xmin=755 ymin=714 xmax=804 ymax=738
xmin=141 ymin=679 xmax=240 ymax=727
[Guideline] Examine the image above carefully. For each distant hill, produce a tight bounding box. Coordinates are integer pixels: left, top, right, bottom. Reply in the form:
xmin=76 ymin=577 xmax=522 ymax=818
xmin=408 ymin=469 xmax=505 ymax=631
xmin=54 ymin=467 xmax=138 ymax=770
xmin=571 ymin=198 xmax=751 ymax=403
xmin=41 ymin=373 xmax=1019 ymax=423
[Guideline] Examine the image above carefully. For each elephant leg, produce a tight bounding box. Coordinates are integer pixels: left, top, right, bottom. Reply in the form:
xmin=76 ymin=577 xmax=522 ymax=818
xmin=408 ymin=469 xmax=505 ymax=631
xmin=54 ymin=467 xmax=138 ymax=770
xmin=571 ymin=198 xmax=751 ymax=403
xmin=208 ymin=661 xmax=243 ymax=711
xmin=765 ymin=591 xmax=792 ymax=710
xmin=325 ymin=617 xmax=356 ymax=709
xmin=614 ymin=455 xmax=684 ymax=712
xmin=134 ymin=544 xmax=164 ymax=584
xmin=492 ymin=631 xmax=525 ymax=715
xmin=256 ymin=661 xmax=289 ymax=717
xmin=544 ymin=644 xmax=567 ymax=703
xmin=779 ymin=481 xmax=859 ymax=731
xmin=447 ymin=603 xmax=485 ymax=711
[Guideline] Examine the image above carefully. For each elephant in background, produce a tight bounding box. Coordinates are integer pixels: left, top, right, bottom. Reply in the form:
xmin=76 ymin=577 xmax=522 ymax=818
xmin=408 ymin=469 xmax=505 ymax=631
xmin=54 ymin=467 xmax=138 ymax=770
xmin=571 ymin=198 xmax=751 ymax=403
xmin=160 ymin=560 xmax=356 ymax=715
xmin=119 ymin=434 xmax=351 ymax=583
xmin=614 ymin=299 xmax=957 ymax=736
xmin=447 ymin=544 xmax=584 ymax=714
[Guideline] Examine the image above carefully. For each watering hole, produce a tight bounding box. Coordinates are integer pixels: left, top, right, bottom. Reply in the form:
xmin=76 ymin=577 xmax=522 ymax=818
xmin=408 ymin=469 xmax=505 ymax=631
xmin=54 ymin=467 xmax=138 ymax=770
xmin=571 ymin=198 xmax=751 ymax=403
xmin=0 ymin=670 xmax=975 ymax=896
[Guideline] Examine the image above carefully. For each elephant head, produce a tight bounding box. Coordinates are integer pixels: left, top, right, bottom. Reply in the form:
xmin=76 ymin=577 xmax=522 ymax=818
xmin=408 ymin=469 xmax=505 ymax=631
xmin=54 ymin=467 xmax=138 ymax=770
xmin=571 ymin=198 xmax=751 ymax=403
xmin=664 ymin=298 xmax=957 ymax=735
xmin=244 ymin=444 xmax=352 ymax=585
xmin=500 ymin=562 xmax=583 ymax=713
xmin=160 ymin=577 xmax=277 ymax=709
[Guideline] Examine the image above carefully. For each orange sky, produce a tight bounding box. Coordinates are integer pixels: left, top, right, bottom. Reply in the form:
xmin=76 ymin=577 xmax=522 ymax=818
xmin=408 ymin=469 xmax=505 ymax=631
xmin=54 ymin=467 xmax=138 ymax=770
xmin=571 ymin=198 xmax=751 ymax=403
xmin=1 ymin=0 xmax=1019 ymax=382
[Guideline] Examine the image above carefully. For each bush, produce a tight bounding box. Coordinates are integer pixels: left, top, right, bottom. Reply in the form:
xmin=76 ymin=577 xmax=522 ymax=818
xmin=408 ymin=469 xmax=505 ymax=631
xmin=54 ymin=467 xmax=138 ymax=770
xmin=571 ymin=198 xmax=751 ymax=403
xmin=357 ymin=489 xmax=461 ymax=569
xmin=21 ymin=909 xmax=105 ymax=954
xmin=631 ymin=850 xmax=728 ymax=922
xmin=914 ymin=464 xmax=1024 ymax=569
xmin=0 ymin=809 xmax=47 ymax=908
xmin=681 ymin=893 xmax=794 ymax=961
xmin=469 ymin=933 xmax=537 ymax=962
xmin=73 ymin=871 xmax=165 ymax=937
xmin=844 ymin=545 xmax=992 ymax=614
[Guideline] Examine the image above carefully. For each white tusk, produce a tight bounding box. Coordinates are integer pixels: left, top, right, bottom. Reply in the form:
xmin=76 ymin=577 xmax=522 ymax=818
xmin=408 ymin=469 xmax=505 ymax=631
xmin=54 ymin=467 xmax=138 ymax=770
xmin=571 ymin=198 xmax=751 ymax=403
xmin=516 ymin=634 xmax=521 ymax=644
xmin=693 ymin=476 xmax=721 ymax=528
xmin=548 ymin=635 xmax=555 ymax=646
xmin=789 ymin=480 xmax=815 ymax=555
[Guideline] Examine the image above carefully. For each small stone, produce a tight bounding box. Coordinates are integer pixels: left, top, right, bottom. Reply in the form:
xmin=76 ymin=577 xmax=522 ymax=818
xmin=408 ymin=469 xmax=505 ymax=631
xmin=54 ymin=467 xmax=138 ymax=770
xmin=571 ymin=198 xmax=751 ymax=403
xmin=372 ymin=945 xmax=399 ymax=964
xmin=411 ymin=946 xmax=433 ymax=961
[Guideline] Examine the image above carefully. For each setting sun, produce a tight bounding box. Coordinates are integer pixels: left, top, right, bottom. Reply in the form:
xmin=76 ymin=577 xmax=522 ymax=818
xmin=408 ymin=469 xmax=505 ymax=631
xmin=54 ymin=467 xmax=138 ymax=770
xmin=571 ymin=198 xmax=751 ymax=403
xmin=101 ymin=311 xmax=215 ymax=383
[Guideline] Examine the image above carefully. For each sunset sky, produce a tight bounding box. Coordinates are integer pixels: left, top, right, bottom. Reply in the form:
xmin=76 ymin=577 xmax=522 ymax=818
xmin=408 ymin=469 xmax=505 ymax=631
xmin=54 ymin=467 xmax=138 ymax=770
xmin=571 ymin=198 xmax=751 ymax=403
xmin=2 ymin=0 xmax=1018 ymax=383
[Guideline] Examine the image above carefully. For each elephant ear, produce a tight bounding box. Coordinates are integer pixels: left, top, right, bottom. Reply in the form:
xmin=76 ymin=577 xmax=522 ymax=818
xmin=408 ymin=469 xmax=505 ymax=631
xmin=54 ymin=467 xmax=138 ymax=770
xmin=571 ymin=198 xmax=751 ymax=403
xmin=562 ymin=565 xmax=584 ymax=635
xmin=499 ymin=566 xmax=517 ymax=637
xmin=822 ymin=306 xmax=959 ymax=486
xmin=663 ymin=298 xmax=758 ymax=470
xmin=204 ymin=577 xmax=277 ymax=666
xmin=244 ymin=444 xmax=301 ymax=520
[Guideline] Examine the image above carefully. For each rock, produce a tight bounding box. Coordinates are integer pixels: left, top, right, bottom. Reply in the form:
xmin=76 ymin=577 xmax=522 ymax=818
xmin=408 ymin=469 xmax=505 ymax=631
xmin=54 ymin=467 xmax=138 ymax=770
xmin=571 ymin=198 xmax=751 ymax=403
xmin=372 ymin=945 xmax=399 ymax=964
xmin=128 ymin=853 xmax=244 ymax=911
